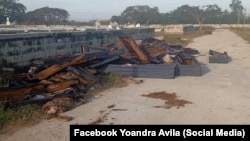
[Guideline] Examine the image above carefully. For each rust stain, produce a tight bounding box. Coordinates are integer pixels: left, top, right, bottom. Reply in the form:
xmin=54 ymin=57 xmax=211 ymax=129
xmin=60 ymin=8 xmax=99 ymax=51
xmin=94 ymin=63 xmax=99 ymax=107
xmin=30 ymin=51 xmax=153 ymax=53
xmin=142 ymin=91 xmax=192 ymax=109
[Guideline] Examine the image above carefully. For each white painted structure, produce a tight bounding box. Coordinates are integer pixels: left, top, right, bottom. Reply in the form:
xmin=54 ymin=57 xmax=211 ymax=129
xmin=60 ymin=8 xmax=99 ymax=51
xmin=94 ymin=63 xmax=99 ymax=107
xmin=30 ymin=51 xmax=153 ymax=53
xmin=6 ymin=17 xmax=10 ymax=25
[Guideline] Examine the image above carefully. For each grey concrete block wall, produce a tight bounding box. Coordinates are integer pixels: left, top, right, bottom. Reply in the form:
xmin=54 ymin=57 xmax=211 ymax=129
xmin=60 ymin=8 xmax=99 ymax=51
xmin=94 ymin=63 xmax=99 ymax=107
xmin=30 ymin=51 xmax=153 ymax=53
xmin=0 ymin=28 xmax=154 ymax=67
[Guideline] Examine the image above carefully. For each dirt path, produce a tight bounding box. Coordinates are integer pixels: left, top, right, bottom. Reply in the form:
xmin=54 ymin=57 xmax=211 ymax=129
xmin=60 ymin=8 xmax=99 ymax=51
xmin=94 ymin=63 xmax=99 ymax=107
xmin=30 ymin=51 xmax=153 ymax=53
xmin=1 ymin=29 xmax=250 ymax=141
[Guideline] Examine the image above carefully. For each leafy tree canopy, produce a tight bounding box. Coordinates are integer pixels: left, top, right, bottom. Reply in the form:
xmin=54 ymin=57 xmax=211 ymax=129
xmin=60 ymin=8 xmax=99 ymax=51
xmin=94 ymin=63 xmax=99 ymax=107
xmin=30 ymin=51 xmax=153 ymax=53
xmin=20 ymin=7 xmax=70 ymax=25
xmin=0 ymin=0 xmax=26 ymax=23
xmin=111 ymin=5 xmax=160 ymax=25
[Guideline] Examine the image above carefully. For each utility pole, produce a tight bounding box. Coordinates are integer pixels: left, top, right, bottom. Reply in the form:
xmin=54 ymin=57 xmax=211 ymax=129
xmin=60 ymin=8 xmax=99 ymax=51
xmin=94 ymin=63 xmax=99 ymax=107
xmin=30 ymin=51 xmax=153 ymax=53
xmin=237 ymin=8 xmax=240 ymax=26
xmin=243 ymin=8 xmax=246 ymax=28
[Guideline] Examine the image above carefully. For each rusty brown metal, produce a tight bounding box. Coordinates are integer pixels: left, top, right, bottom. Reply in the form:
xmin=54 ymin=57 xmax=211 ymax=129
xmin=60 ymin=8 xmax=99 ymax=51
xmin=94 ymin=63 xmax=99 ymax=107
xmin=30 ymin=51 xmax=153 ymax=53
xmin=26 ymin=55 xmax=84 ymax=81
xmin=144 ymin=47 xmax=167 ymax=58
xmin=0 ymin=84 xmax=46 ymax=104
xmin=46 ymin=79 xmax=79 ymax=93
xmin=60 ymin=71 xmax=91 ymax=85
xmin=119 ymin=37 xmax=149 ymax=63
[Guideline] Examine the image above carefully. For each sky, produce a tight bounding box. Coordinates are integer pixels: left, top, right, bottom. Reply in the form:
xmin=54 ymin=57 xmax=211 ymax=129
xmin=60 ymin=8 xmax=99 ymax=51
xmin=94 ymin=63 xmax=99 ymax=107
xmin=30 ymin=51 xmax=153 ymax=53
xmin=18 ymin=0 xmax=250 ymax=21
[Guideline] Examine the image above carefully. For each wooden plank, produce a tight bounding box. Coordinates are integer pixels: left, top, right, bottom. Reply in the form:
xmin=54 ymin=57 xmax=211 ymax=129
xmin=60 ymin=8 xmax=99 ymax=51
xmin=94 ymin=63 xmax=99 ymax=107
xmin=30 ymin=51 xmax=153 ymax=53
xmin=61 ymin=71 xmax=91 ymax=85
xmin=88 ymin=56 xmax=120 ymax=68
xmin=67 ymin=66 xmax=97 ymax=83
xmin=46 ymin=79 xmax=79 ymax=93
xmin=119 ymin=37 xmax=149 ymax=63
xmin=0 ymin=84 xmax=45 ymax=104
xmin=26 ymin=55 xmax=84 ymax=81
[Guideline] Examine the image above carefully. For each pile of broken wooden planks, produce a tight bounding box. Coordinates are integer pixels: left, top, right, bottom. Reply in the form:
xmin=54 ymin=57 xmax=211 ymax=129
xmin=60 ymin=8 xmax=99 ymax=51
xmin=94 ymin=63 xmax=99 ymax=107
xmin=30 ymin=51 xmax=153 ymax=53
xmin=0 ymin=36 xmax=202 ymax=115
xmin=104 ymin=36 xmax=202 ymax=78
xmin=209 ymin=49 xmax=231 ymax=64
xmin=0 ymin=51 xmax=120 ymax=106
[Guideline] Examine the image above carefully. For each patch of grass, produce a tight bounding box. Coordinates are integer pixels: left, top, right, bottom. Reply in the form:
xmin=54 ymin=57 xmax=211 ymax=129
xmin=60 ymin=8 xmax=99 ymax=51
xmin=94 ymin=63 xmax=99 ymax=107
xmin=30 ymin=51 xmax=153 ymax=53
xmin=230 ymin=27 xmax=250 ymax=43
xmin=0 ymin=104 xmax=44 ymax=134
xmin=88 ymin=73 xmax=127 ymax=95
xmin=155 ymin=26 xmax=215 ymax=46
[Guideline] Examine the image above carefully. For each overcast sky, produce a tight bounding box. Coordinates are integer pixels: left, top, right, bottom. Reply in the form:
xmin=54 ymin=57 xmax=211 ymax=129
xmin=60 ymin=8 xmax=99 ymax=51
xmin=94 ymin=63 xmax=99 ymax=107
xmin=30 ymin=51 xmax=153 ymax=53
xmin=18 ymin=0 xmax=250 ymax=21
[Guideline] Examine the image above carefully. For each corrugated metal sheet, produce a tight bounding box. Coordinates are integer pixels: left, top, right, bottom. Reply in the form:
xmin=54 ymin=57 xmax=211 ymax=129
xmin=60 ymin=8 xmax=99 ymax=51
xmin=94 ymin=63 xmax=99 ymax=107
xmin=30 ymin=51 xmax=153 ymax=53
xmin=209 ymin=56 xmax=230 ymax=64
xmin=104 ymin=63 xmax=177 ymax=79
xmin=208 ymin=50 xmax=231 ymax=64
xmin=176 ymin=57 xmax=202 ymax=76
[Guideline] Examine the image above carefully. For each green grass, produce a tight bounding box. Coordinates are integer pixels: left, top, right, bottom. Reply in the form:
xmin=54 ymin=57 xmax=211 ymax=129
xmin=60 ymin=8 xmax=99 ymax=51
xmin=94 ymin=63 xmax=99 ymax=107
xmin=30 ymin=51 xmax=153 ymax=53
xmin=230 ymin=27 xmax=250 ymax=43
xmin=0 ymin=73 xmax=125 ymax=134
xmin=89 ymin=73 xmax=127 ymax=94
xmin=0 ymin=104 xmax=44 ymax=134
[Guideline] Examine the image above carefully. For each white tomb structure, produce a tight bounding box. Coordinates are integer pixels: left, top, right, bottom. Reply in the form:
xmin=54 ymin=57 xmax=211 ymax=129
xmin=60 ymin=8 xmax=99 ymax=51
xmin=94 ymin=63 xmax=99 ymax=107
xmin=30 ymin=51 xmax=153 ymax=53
xmin=6 ymin=17 xmax=10 ymax=25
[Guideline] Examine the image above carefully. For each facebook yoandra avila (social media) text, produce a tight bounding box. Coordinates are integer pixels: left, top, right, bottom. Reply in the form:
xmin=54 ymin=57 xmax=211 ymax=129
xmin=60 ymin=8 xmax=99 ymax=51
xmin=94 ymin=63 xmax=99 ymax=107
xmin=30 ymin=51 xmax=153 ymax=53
xmin=183 ymin=128 xmax=245 ymax=137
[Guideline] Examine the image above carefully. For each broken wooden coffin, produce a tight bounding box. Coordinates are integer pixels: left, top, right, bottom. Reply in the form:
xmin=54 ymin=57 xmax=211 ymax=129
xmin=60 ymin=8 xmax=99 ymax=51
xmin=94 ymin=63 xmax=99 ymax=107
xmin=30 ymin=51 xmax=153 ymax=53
xmin=118 ymin=36 xmax=149 ymax=63
xmin=104 ymin=63 xmax=177 ymax=79
xmin=176 ymin=52 xmax=202 ymax=76
xmin=27 ymin=55 xmax=84 ymax=81
xmin=209 ymin=50 xmax=230 ymax=64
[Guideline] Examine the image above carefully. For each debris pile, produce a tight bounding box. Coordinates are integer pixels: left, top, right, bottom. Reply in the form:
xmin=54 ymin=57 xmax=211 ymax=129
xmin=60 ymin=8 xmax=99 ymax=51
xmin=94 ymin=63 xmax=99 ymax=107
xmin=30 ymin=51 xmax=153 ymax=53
xmin=209 ymin=49 xmax=231 ymax=64
xmin=104 ymin=37 xmax=202 ymax=78
xmin=0 ymin=36 xmax=201 ymax=117
xmin=0 ymin=51 xmax=122 ymax=110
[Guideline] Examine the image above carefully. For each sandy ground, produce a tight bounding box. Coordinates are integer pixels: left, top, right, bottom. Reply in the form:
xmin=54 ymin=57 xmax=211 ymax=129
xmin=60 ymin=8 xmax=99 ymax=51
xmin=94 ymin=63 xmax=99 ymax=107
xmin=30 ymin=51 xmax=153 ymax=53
xmin=1 ymin=29 xmax=250 ymax=140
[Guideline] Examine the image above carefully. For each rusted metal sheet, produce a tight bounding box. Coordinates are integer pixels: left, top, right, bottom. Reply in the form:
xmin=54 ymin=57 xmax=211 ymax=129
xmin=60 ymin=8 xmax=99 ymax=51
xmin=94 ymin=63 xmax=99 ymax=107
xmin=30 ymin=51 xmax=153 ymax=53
xmin=50 ymin=71 xmax=89 ymax=85
xmin=27 ymin=55 xmax=84 ymax=81
xmin=119 ymin=37 xmax=149 ymax=63
xmin=46 ymin=79 xmax=79 ymax=93
xmin=32 ymin=51 xmax=113 ymax=66
xmin=169 ymin=44 xmax=200 ymax=55
xmin=32 ymin=54 xmax=79 ymax=66
xmin=88 ymin=56 xmax=120 ymax=68
xmin=67 ymin=66 xmax=97 ymax=83
xmin=0 ymin=84 xmax=45 ymax=104
xmin=143 ymin=46 xmax=167 ymax=58
xmin=84 ymin=51 xmax=114 ymax=60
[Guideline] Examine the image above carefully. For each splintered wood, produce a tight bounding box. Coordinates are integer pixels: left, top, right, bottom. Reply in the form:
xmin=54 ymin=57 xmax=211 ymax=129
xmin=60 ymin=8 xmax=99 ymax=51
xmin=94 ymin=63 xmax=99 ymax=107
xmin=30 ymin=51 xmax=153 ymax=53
xmin=142 ymin=91 xmax=192 ymax=109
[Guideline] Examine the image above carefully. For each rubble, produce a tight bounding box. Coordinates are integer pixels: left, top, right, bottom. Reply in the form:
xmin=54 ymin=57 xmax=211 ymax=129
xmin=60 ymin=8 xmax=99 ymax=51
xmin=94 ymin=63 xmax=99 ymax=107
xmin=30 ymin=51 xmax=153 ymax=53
xmin=209 ymin=49 xmax=231 ymax=64
xmin=0 ymin=35 xmax=209 ymax=117
xmin=104 ymin=37 xmax=202 ymax=77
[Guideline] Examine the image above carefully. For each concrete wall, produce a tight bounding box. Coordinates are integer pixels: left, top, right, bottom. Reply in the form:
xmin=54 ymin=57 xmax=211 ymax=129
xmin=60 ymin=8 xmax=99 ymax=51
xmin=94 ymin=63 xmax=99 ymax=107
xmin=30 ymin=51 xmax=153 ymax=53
xmin=164 ymin=25 xmax=198 ymax=34
xmin=202 ymin=24 xmax=250 ymax=28
xmin=0 ymin=28 xmax=154 ymax=67
xmin=151 ymin=24 xmax=250 ymax=34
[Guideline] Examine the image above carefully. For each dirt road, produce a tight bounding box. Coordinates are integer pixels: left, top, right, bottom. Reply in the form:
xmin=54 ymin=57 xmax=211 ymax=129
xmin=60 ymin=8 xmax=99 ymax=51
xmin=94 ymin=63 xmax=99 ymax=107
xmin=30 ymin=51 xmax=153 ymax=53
xmin=1 ymin=29 xmax=250 ymax=141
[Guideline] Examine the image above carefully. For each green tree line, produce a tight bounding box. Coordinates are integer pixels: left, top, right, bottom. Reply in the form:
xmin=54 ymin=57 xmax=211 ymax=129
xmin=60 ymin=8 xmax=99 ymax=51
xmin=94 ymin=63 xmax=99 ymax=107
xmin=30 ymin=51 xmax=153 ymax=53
xmin=111 ymin=0 xmax=249 ymax=25
xmin=0 ymin=0 xmax=249 ymax=25
xmin=0 ymin=0 xmax=69 ymax=25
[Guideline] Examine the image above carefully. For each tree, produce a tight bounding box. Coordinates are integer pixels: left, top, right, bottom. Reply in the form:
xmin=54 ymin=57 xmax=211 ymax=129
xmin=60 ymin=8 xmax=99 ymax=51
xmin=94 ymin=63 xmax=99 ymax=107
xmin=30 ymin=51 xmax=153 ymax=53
xmin=167 ymin=5 xmax=196 ymax=24
xmin=177 ymin=5 xmax=223 ymax=30
xmin=0 ymin=0 xmax=26 ymax=23
xmin=220 ymin=9 xmax=234 ymax=24
xmin=119 ymin=5 xmax=160 ymax=24
xmin=203 ymin=4 xmax=223 ymax=24
xmin=111 ymin=15 xmax=122 ymax=24
xmin=21 ymin=7 xmax=69 ymax=25
xmin=229 ymin=0 xmax=244 ymax=24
